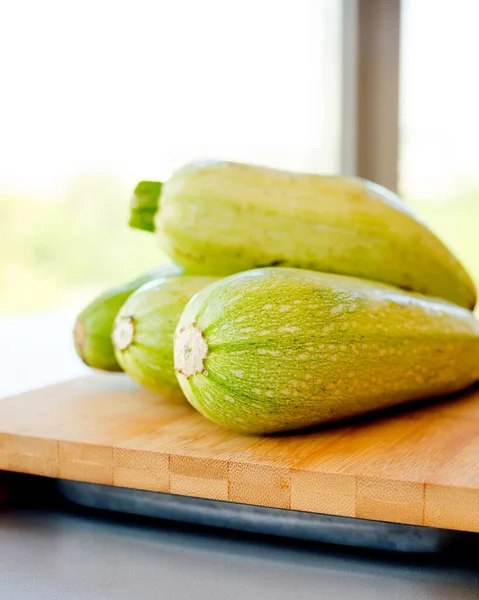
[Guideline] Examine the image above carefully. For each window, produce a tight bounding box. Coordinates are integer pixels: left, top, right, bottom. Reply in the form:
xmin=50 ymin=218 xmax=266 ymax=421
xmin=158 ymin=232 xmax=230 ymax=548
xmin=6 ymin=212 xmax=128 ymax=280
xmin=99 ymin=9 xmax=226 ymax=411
xmin=399 ymin=0 xmax=479 ymax=288
xmin=0 ymin=0 xmax=343 ymax=316
xmin=0 ymin=0 xmax=344 ymax=393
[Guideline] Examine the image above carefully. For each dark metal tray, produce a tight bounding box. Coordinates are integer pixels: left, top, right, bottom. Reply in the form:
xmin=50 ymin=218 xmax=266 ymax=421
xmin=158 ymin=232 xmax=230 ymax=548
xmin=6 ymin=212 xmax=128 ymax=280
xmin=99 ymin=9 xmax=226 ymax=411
xmin=55 ymin=479 xmax=477 ymax=554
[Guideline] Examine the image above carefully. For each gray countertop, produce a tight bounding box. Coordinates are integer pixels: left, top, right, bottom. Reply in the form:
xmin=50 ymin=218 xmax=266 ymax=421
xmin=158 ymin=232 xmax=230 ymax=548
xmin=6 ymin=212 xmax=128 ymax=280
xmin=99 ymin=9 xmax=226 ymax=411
xmin=1 ymin=499 xmax=479 ymax=600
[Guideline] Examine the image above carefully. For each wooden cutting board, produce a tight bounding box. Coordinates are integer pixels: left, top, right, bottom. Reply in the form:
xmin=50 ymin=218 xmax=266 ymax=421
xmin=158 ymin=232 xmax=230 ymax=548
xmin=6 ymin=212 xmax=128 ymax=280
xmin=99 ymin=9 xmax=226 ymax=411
xmin=1 ymin=374 xmax=478 ymax=532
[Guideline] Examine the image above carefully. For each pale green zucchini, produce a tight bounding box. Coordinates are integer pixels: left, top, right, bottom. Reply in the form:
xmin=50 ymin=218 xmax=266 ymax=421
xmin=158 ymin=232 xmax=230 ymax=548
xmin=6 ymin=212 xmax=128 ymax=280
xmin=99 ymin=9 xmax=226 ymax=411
xmin=113 ymin=275 xmax=220 ymax=400
xmin=129 ymin=161 xmax=476 ymax=309
xmin=174 ymin=268 xmax=479 ymax=434
xmin=73 ymin=263 xmax=183 ymax=371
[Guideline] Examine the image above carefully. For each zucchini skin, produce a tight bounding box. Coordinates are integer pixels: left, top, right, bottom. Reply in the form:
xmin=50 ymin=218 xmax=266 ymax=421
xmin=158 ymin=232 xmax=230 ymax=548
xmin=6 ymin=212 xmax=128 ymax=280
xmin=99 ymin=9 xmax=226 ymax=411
xmin=73 ymin=263 xmax=183 ymax=371
xmin=174 ymin=268 xmax=479 ymax=434
xmin=113 ymin=275 xmax=220 ymax=399
xmin=130 ymin=161 xmax=476 ymax=310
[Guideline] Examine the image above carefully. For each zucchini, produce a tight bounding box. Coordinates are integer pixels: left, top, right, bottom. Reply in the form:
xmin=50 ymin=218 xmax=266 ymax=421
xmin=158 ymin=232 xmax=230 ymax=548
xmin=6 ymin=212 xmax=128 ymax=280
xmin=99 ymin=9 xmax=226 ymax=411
xmin=73 ymin=263 xmax=183 ymax=371
xmin=129 ymin=161 xmax=476 ymax=309
xmin=112 ymin=275 xmax=220 ymax=399
xmin=174 ymin=268 xmax=479 ymax=434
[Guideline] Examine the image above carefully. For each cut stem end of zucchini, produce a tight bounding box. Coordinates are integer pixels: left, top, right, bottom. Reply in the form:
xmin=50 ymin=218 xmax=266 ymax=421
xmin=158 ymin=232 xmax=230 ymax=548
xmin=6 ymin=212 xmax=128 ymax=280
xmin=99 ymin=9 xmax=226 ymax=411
xmin=174 ymin=323 xmax=209 ymax=378
xmin=112 ymin=317 xmax=135 ymax=351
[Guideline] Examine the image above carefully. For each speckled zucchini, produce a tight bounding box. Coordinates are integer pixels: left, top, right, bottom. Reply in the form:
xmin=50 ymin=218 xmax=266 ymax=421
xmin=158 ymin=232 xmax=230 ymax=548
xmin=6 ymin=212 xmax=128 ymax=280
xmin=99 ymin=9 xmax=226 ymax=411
xmin=129 ymin=161 xmax=476 ymax=309
xmin=113 ymin=275 xmax=220 ymax=399
xmin=174 ymin=268 xmax=479 ymax=434
xmin=73 ymin=263 xmax=183 ymax=371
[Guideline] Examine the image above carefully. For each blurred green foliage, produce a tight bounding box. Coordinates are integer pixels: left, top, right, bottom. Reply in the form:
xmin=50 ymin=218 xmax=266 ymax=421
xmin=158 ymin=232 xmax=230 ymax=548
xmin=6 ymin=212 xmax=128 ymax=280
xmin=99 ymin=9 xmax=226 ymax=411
xmin=0 ymin=174 xmax=478 ymax=315
xmin=407 ymin=185 xmax=479 ymax=297
xmin=0 ymin=174 xmax=166 ymax=314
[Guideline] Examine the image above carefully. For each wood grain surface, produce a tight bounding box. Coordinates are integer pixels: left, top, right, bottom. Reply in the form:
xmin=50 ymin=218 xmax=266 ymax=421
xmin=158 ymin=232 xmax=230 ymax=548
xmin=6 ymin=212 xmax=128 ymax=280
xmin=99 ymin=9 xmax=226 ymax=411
xmin=1 ymin=374 xmax=478 ymax=532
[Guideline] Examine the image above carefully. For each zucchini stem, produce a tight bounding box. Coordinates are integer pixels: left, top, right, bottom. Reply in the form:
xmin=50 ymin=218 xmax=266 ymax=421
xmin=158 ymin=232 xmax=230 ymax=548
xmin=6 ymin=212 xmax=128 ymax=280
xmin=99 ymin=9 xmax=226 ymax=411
xmin=174 ymin=323 xmax=209 ymax=378
xmin=129 ymin=181 xmax=162 ymax=232
xmin=112 ymin=316 xmax=135 ymax=351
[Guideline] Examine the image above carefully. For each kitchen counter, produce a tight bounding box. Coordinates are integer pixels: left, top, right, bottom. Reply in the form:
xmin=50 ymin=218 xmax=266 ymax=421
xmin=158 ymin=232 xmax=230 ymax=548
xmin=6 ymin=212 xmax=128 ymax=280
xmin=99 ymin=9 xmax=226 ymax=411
xmin=2 ymin=503 xmax=479 ymax=600
xmin=1 ymin=474 xmax=479 ymax=600
xmin=0 ymin=311 xmax=88 ymax=397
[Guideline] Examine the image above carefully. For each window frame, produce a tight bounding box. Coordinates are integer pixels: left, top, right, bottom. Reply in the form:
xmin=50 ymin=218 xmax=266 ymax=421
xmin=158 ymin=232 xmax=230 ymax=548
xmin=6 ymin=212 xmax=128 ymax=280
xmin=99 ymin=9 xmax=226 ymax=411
xmin=340 ymin=0 xmax=401 ymax=191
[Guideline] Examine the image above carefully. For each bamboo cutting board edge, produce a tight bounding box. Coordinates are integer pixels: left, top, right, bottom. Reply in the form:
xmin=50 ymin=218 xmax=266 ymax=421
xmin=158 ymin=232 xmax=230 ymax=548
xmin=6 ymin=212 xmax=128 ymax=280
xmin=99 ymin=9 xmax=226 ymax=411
xmin=1 ymin=374 xmax=479 ymax=533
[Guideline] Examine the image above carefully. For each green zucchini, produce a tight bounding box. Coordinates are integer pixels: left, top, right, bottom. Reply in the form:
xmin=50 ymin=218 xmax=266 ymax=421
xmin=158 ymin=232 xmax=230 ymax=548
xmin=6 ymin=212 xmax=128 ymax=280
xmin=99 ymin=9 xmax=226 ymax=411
xmin=112 ymin=275 xmax=220 ymax=399
xmin=73 ymin=263 xmax=183 ymax=371
xmin=129 ymin=161 xmax=476 ymax=309
xmin=174 ymin=268 xmax=479 ymax=434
